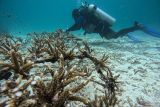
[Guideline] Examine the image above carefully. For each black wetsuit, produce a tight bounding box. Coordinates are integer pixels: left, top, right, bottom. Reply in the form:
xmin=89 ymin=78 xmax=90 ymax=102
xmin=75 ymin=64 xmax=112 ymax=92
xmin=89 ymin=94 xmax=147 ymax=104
xmin=67 ymin=6 xmax=141 ymax=39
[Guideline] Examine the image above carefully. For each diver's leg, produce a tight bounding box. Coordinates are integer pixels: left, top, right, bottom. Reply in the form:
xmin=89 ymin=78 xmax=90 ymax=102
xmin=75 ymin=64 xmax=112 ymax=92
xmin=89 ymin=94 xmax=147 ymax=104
xmin=101 ymin=27 xmax=118 ymax=39
xmin=115 ymin=22 xmax=142 ymax=37
xmin=94 ymin=22 xmax=117 ymax=39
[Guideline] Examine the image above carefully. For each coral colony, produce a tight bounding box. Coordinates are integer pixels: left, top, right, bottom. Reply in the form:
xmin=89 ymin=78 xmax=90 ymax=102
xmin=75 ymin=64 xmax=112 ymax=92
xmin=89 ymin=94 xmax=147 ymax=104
xmin=0 ymin=30 xmax=119 ymax=107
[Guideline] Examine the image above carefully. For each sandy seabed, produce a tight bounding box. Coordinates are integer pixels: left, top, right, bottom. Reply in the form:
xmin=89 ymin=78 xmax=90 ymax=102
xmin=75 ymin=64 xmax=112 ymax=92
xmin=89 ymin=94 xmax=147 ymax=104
xmin=0 ymin=30 xmax=160 ymax=107
xmin=77 ymin=31 xmax=160 ymax=107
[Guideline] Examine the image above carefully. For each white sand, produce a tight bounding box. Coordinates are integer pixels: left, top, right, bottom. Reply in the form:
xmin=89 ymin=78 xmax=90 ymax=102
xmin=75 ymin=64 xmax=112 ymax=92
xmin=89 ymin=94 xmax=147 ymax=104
xmin=77 ymin=32 xmax=160 ymax=107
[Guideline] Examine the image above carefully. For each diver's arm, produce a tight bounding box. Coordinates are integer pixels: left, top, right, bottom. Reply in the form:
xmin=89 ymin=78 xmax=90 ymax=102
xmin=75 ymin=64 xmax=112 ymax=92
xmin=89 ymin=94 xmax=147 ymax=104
xmin=66 ymin=24 xmax=81 ymax=32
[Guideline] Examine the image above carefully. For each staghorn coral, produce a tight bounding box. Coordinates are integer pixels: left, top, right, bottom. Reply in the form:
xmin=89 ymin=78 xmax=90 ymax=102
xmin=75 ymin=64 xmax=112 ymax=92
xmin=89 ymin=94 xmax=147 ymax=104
xmin=30 ymin=54 xmax=91 ymax=107
xmin=0 ymin=50 xmax=34 ymax=79
xmin=0 ymin=35 xmax=21 ymax=59
xmin=79 ymin=50 xmax=109 ymax=69
xmin=27 ymin=32 xmax=47 ymax=58
xmin=0 ymin=54 xmax=91 ymax=107
xmin=27 ymin=29 xmax=82 ymax=59
xmin=0 ymin=67 xmax=12 ymax=80
xmin=0 ymin=34 xmax=25 ymax=80
xmin=28 ymin=31 xmax=79 ymax=63
xmin=0 ymin=30 xmax=120 ymax=107
xmin=82 ymin=41 xmax=93 ymax=54
xmin=0 ymin=76 xmax=34 ymax=107
xmin=30 ymin=30 xmax=110 ymax=76
xmin=87 ymin=93 xmax=118 ymax=107
xmin=92 ymin=74 xmax=120 ymax=98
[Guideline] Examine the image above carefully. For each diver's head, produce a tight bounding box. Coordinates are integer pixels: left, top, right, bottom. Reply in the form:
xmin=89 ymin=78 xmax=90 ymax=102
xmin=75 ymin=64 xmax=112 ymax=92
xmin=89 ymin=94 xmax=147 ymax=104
xmin=72 ymin=9 xmax=81 ymax=19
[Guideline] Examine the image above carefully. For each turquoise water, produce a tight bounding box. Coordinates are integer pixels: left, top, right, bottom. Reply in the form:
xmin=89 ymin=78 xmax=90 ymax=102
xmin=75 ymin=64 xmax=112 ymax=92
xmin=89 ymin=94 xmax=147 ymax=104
xmin=0 ymin=1 xmax=160 ymax=106
xmin=0 ymin=0 xmax=160 ymax=35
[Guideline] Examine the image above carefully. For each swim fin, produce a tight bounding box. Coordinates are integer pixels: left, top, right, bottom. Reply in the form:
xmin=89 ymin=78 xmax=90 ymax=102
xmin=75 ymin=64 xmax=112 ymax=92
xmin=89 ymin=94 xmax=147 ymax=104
xmin=136 ymin=22 xmax=160 ymax=38
xmin=142 ymin=26 xmax=160 ymax=38
xmin=127 ymin=33 xmax=141 ymax=43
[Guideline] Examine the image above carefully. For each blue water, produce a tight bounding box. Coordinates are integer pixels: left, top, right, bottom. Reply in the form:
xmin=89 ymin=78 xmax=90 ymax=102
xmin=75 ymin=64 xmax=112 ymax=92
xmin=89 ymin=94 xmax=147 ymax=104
xmin=0 ymin=0 xmax=160 ymax=35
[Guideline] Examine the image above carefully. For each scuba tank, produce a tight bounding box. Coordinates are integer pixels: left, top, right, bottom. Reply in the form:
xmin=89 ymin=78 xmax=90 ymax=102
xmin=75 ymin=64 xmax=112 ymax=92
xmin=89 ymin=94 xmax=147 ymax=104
xmin=88 ymin=4 xmax=116 ymax=26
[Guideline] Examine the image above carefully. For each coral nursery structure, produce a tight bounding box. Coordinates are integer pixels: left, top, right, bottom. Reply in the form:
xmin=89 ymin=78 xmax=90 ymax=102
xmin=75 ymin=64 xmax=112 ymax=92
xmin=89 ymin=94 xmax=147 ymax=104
xmin=0 ymin=30 xmax=119 ymax=107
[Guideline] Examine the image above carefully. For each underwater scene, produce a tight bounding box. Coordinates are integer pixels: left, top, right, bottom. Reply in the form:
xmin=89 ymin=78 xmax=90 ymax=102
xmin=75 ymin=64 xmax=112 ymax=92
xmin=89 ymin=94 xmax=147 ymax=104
xmin=0 ymin=0 xmax=160 ymax=107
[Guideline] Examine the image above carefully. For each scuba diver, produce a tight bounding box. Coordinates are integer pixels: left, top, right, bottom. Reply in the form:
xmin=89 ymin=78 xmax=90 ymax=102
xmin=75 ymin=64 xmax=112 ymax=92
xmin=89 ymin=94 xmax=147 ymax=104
xmin=66 ymin=2 xmax=160 ymax=39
